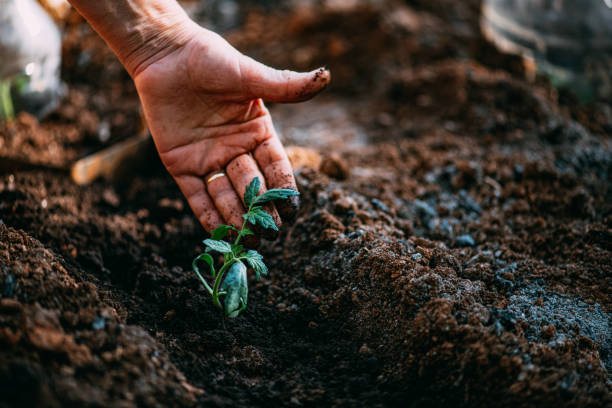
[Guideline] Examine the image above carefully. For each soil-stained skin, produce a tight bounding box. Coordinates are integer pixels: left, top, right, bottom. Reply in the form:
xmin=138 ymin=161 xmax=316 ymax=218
xmin=0 ymin=0 xmax=611 ymax=407
xmin=295 ymin=67 xmax=331 ymax=101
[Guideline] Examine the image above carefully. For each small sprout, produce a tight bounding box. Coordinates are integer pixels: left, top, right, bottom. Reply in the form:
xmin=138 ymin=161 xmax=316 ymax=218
xmin=193 ymin=177 xmax=299 ymax=317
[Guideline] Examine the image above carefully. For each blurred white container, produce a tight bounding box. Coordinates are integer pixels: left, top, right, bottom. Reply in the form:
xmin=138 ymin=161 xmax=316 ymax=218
xmin=482 ymin=0 xmax=612 ymax=101
xmin=0 ymin=0 xmax=63 ymax=119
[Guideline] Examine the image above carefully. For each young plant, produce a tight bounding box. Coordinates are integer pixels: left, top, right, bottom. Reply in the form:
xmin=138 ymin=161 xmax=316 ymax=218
xmin=192 ymin=177 xmax=299 ymax=317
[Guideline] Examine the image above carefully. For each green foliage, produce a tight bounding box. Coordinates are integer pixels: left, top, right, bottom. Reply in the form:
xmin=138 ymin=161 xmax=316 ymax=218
xmin=245 ymin=250 xmax=267 ymax=280
xmin=244 ymin=206 xmax=278 ymax=231
xmin=244 ymin=177 xmax=261 ymax=207
xmin=220 ymin=261 xmax=248 ymax=318
xmin=255 ymin=189 xmax=300 ymax=204
xmin=210 ymin=225 xmax=235 ymax=240
xmin=203 ymin=239 xmax=232 ymax=254
xmin=192 ymin=177 xmax=299 ymax=318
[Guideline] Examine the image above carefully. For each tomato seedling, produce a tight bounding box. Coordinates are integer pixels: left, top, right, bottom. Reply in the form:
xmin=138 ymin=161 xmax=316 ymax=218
xmin=192 ymin=177 xmax=299 ymax=317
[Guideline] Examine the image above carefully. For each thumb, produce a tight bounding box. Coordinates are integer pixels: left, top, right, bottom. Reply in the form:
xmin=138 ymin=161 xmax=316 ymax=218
xmin=240 ymin=56 xmax=330 ymax=103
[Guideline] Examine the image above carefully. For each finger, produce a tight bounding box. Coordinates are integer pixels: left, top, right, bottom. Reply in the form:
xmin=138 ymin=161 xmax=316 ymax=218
xmin=174 ymin=175 xmax=225 ymax=233
xmin=240 ymin=56 xmax=331 ymax=103
xmin=226 ymin=153 xmax=282 ymax=238
xmin=205 ymin=171 xmax=245 ymax=229
xmin=253 ymin=135 xmax=300 ymax=221
xmin=204 ymin=171 xmax=260 ymax=248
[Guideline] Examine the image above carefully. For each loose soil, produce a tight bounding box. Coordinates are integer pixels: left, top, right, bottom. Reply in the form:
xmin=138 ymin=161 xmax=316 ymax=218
xmin=1 ymin=1 xmax=610 ymax=407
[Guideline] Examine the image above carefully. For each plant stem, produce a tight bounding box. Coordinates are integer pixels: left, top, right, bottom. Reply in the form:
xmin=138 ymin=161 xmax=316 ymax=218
xmin=208 ymin=197 xmax=255 ymax=311
xmin=193 ymin=264 xmax=214 ymax=295
xmin=234 ymin=221 xmax=247 ymax=245
xmin=234 ymin=202 xmax=253 ymax=245
xmin=211 ymin=259 xmax=234 ymax=310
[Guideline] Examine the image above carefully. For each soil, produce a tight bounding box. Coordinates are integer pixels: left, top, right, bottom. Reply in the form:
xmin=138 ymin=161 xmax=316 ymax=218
xmin=1 ymin=1 xmax=610 ymax=407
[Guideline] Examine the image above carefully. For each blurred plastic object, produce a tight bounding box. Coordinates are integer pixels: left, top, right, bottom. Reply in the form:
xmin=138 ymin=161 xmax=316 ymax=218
xmin=482 ymin=0 xmax=612 ymax=101
xmin=0 ymin=0 xmax=63 ymax=120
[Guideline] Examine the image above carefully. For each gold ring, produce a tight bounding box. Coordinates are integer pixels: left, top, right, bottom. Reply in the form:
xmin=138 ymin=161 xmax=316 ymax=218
xmin=207 ymin=172 xmax=226 ymax=184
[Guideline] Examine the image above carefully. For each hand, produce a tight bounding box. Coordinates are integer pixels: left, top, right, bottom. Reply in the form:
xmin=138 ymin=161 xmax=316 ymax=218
xmin=132 ymin=26 xmax=330 ymax=237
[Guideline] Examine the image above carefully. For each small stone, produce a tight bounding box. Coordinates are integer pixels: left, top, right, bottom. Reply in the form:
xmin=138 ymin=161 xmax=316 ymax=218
xmin=101 ymin=351 xmax=114 ymax=363
xmin=458 ymin=190 xmax=482 ymax=214
xmin=285 ymin=146 xmax=322 ymax=170
xmin=181 ymin=380 xmax=205 ymax=396
xmin=513 ymin=164 xmax=524 ymax=180
xmin=2 ymin=274 xmax=16 ymax=298
xmin=359 ymin=343 xmax=373 ymax=355
xmin=28 ymin=326 xmax=68 ymax=352
xmin=456 ymin=234 xmax=475 ymax=247
xmin=318 ymin=210 xmax=345 ymax=232
xmin=59 ymin=365 xmax=75 ymax=377
xmin=333 ymin=196 xmax=357 ymax=213
xmin=542 ymin=324 xmax=556 ymax=340
xmin=320 ymin=153 xmax=350 ymax=180
xmin=92 ymin=317 xmax=106 ymax=331
xmin=371 ymin=198 xmax=389 ymax=212
xmin=0 ymin=298 xmax=21 ymax=312
xmin=411 ymin=253 xmax=423 ymax=261
xmin=102 ymin=188 xmax=120 ymax=207
xmin=414 ymin=200 xmax=437 ymax=220
xmin=495 ymin=276 xmax=514 ymax=292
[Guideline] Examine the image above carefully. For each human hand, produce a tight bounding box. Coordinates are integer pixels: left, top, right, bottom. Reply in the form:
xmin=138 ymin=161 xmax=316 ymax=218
xmin=132 ymin=26 xmax=330 ymax=238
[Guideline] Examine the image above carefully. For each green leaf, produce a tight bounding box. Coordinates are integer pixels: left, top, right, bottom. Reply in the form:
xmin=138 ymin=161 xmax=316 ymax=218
xmin=232 ymin=244 xmax=244 ymax=257
xmin=245 ymin=206 xmax=278 ymax=231
xmin=193 ymin=253 xmax=215 ymax=276
xmin=254 ymin=188 xmax=300 ymax=205
xmin=245 ymin=250 xmax=268 ymax=280
xmin=211 ymin=225 xmax=233 ymax=241
xmin=203 ymin=239 xmax=232 ymax=254
xmin=244 ymin=177 xmax=261 ymax=207
xmin=220 ymin=261 xmax=248 ymax=318
xmin=241 ymin=227 xmax=254 ymax=237
xmin=192 ymin=253 xmax=215 ymax=294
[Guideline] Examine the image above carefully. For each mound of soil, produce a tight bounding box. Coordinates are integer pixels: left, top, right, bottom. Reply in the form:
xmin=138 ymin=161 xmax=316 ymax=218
xmin=1 ymin=0 xmax=610 ymax=407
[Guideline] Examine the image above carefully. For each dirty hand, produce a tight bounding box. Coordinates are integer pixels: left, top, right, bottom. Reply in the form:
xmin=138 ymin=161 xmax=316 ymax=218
xmin=135 ymin=29 xmax=329 ymax=235
xmin=68 ymin=0 xmax=330 ymax=236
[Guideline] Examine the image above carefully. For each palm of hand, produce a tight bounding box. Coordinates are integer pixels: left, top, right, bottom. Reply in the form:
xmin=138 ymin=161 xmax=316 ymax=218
xmin=133 ymin=28 xmax=329 ymax=236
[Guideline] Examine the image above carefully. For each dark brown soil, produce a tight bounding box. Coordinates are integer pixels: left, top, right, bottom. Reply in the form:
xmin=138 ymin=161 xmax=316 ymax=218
xmin=1 ymin=1 xmax=610 ymax=407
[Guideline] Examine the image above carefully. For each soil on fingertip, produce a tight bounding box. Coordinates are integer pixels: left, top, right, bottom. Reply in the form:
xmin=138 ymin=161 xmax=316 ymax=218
xmin=1 ymin=1 xmax=610 ymax=407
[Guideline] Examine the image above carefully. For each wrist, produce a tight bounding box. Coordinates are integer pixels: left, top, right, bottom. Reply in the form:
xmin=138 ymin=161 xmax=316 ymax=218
xmin=68 ymin=0 xmax=197 ymax=77
xmin=122 ymin=6 xmax=198 ymax=77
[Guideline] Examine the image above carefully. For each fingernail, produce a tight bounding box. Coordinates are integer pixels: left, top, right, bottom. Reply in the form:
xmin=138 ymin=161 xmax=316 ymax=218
xmin=314 ymin=67 xmax=330 ymax=81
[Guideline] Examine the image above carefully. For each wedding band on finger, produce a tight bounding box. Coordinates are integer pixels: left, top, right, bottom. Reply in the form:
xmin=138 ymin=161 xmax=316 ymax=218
xmin=207 ymin=172 xmax=226 ymax=184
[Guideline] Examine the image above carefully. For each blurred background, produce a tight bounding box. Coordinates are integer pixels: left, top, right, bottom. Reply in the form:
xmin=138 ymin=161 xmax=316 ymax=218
xmin=1 ymin=0 xmax=610 ymax=179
